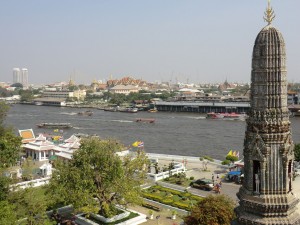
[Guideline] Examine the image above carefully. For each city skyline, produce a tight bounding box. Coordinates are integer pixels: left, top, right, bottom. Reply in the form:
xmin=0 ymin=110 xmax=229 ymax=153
xmin=0 ymin=1 xmax=299 ymax=85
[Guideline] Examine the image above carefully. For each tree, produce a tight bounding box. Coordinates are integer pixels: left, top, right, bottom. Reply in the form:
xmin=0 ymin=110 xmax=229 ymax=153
xmin=11 ymin=83 xmax=23 ymax=88
xmin=0 ymin=201 xmax=17 ymax=225
xmin=19 ymin=90 xmax=34 ymax=102
xmin=0 ymin=102 xmax=22 ymax=201
xmin=8 ymin=187 xmax=53 ymax=225
xmin=0 ymin=175 xmax=11 ymax=201
xmin=294 ymin=144 xmax=300 ymax=162
xmin=184 ymin=195 xmax=235 ymax=225
xmin=0 ymin=130 xmax=22 ymax=168
xmin=48 ymin=138 xmax=149 ymax=218
xmin=0 ymin=102 xmax=22 ymax=169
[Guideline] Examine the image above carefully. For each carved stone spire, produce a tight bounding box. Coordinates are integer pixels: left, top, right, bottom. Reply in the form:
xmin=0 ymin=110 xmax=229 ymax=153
xmin=234 ymin=2 xmax=300 ymax=224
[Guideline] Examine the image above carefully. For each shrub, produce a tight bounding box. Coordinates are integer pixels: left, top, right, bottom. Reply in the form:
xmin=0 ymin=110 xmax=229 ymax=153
xmin=222 ymin=160 xmax=231 ymax=165
xmin=203 ymin=155 xmax=214 ymax=162
xmin=173 ymin=201 xmax=190 ymax=210
xmin=164 ymin=177 xmax=170 ymax=181
xmin=199 ymin=157 xmax=203 ymax=161
xmin=162 ymin=199 xmax=173 ymax=205
xmin=189 ymin=176 xmax=194 ymax=180
xmin=226 ymin=155 xmax=238 ymax=162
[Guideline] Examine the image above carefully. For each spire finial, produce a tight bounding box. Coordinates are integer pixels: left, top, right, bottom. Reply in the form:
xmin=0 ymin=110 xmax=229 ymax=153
xmin=264 ymin=0 xmax=275 ymax=25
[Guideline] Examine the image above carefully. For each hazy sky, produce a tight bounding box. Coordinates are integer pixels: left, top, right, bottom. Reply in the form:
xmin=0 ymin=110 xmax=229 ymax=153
xmin=0 ymin=1 xmax=299 ymax=85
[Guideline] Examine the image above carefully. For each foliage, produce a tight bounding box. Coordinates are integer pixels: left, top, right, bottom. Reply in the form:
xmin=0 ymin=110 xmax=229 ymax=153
xmin=48 ymin=137 xmax=149 ymax=218
xmin=0 ymin=102 xmax=22 ymax=169
xmin=0 ymin=87 xmax=13 ymax=97
xmin=19 ymin=89 xmax=34 ymax=102
xmin=203 ymin=155 xmax=214 ymax=162
xmin=222 ymin=160 xmax=231 ymax=165
xmin=0 ymin=200 xmax=17 ymax=225
xmin=0 ymin=129 xmax=22 ymax=168
xmin=226 ymin=155 xmax=239 ymax=162
xmin=0 ymin=175 xmax=11 ymax=201
xmin=109 ymin=93 xmax=127 ymax=105
xmin=294 ymin=143 xmax=300 ymax=162
xmin=184 ymin=195 xmax=235 ymax=225
xmin=163 ymin=174 xmax=190 ymax=187
xmin=11 ymin=83 xmax=23 ymax=88
xmin=142 ymin=185 xmax=202 ymax=211
xmin=0 ymin=101 xmax=9 ymax=125
xmin=8 ymin=186 xmax=53 ymax=225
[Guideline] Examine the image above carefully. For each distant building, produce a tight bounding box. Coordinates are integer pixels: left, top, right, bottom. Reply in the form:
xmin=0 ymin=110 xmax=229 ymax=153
xmin=107 ymin=76 xmax=147 ymax=88
xmin=109 ymin=85 xmax=139 ymax=95
xmin=12 ymin=68 xmax=29 ymax=88
xmin=13 ymin=68 xmax=21 ymax=84
xmin=21 ymin=68 xmax=29 ymax=88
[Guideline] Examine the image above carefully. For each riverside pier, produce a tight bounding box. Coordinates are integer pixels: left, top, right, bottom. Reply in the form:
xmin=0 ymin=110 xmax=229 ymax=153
xmin=155 ymin=101 xmax=250 ymax=113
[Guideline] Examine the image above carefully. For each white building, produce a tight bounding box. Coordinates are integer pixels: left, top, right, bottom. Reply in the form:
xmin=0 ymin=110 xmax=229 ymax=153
xmin=13 ymin=68 xmax=21 ymax=84
xmin=12 ymin=68 xmax=29 ymax=88
xmin=22 ymin=134 xmax=56 ymax=161
xmin=110 ymin=85 xmax=139 ymax=95
xmin=21 ymin=68 xmax=29 ymax=88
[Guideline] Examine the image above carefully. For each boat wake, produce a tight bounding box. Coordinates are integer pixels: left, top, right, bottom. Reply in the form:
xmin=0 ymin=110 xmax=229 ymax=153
xmin=110 ymin=120 xmax=133 ymax=123
xmin=60 ymin=112 xmax=77 ymax=115
xmin=185 ymin=116 xmax=206 ymax=120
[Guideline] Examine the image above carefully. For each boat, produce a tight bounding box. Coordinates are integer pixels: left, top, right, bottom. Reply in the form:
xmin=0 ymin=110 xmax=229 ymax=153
xmin=148 ymin=108 xmax=158 ymax=113
xmin=118 ymin=107 xmax=138 ymax=113
xmin=36 ymin=123 xmax=73 ymax=129
xmin=77 ymin=110 xmax=93 ymax=116
xmin=136 ymin=118 xmax=155 ymax=123
xmin=206 ymin=112 xmax=247 ymax=120
xmin=206 ymin=112 xmax=224 ymax=119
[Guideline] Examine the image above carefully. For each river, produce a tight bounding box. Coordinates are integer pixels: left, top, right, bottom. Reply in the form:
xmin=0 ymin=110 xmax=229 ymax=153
xmin=4 ymin=104 xmax=300 ymax=160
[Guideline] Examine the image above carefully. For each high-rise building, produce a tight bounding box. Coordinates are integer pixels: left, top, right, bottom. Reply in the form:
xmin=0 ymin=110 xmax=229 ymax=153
xmin=12 ymin=68 xmax=28 ymax=88
xmin=13 ymin=68 xmax=21 ymax=84
xmin=235 ymin=2 xmax=300 ymax=224
xmin=21 ymin=68 xmax=28 ymax=88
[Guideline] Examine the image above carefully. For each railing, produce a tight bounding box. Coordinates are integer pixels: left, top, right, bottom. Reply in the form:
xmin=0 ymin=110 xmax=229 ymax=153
xmin=147 ymin=162 xmax=186 ymax=182
xmin=10 ymin=177 xmax=51 ymax=190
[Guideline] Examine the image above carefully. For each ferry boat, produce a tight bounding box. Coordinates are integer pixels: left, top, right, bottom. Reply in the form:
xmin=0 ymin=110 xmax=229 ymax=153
xmin=206 ymin=112 xmax=247 ymax=120
xmin=36 ymin=123 xmax=73 ymax=129
xmin=136 ymin=118 xmax=155 ymax=123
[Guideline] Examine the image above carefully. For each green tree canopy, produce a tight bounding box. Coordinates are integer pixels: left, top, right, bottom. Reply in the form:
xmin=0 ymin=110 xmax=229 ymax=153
xmin=294 ymin=143 xmax=300 ymax=162
xmin=48 ymin=138 xmax=149 ymax=218
xmin=0 ymin=200 xmax=17 ymax=225
xmin=8 ymin=187 xmax=53 ymax=225
xmin=184 ymin=195 xmax=235 ymax=225
xmin=0 ymin=102 xmax=22 ymax=168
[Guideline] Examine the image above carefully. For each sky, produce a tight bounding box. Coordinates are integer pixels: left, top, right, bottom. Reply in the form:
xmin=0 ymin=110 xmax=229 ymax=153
xmin=0 ymin=0 xmax=299 ymax=85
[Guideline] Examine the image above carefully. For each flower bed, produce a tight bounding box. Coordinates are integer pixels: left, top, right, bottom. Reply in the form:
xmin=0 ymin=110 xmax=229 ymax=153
xmin=142 ymin=185 xmax=203 ymax=211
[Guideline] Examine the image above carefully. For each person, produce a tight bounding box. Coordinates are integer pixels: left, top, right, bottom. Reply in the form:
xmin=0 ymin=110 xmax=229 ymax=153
xmin=215 ymin=182 xmax=221 ymax=194
xmin=212 ymin=173 xmax=215 ymax=184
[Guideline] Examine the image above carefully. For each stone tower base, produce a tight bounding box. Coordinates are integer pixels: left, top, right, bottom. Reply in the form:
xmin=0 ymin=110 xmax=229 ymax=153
xmin=234 ymin=206 xmax=300 ymax=225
